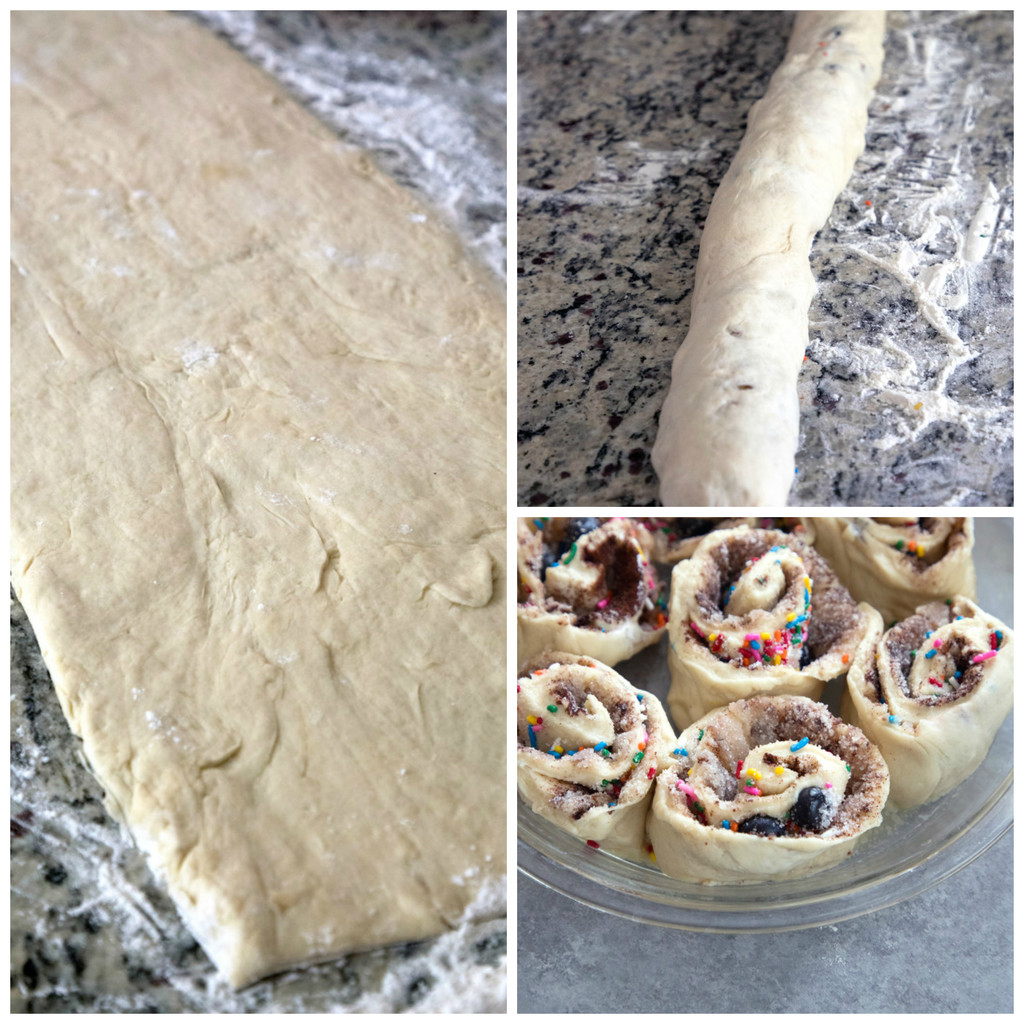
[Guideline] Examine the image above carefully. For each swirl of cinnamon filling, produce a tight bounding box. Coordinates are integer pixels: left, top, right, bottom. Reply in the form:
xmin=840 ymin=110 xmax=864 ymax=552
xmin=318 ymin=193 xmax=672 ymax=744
xmin=812 ymin=517 xmax=976 ymax=622
xmin=516 ymin=652 xmax=675 ymax=860
xmin=648 ymin=695 xmax=889 ymax=883
xmin=666 ymin=527 xmax=869 ymax=727
xmin=517 ymin=518 xmax=666 ymax=667
xmin=842 ymin=596 xmax=1013 ymax=807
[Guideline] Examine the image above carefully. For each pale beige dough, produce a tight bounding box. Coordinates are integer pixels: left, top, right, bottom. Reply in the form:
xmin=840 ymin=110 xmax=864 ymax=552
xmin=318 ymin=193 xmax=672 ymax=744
xmin=648 ymin=696 xmax=889 ymax=883
xmin=11 ymin=11 xmax=505 ymax=987
xmin=666 ymin=527 xmax=869 ymax=728
xmin=812 ymin=517 xmax=976 ymax=623
xmin=652 ymin=12 xmax=886 ymax=505
xmin=843 ymin=597 xmax=1013 ymax=807
xmin=516 ymin=653 xmax=675 ymax=861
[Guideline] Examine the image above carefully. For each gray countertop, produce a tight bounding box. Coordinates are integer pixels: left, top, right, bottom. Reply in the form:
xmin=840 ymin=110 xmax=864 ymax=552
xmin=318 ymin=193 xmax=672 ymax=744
xmin=517 ymin=10 xmax=1012 ymax=506
xmin=10 ymin=11 xmax=506 ymax=1013
xmin=518 ymin=832 xmax=1012 ymax=1013
xmin=517 ymin=517 xmax=1013 ymax=1012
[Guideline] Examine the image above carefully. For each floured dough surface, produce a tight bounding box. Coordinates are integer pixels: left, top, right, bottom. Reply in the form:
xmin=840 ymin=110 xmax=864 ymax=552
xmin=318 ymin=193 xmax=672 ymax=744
xmin=11 ymin=10 xmax=505 ymax=988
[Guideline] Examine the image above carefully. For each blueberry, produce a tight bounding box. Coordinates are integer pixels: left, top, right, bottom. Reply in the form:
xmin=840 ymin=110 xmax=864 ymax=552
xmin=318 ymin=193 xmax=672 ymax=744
xmin=737 ymin=815 xmax=787 ymax=837
xmin=791 ymin=786 xmax=832 ymax=831
xmin=539 ymin=544 xmax=560 ymax=581
xmin=563 ymin=517 xmax=602 ymax=545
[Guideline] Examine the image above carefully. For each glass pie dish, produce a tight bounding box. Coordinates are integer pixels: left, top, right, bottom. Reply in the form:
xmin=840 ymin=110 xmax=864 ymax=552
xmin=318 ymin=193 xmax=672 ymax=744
xmin=517 ymin=518 xmax=1012 ymax=932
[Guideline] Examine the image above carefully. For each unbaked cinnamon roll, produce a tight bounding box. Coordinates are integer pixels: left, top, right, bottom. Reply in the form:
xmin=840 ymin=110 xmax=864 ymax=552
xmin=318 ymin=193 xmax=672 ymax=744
xmin=516 ymin=652 xmax=675 ymax=860
xmin=517 ymin=518 xmax=666 ymax=667
xmin=812 ymin=517 xmax=976 ymax=623
xmin=842 ymin=596 xmax=1013 ymax=807
xmin=648 ymin=695 xmax=889 ymax=882
xmin=629 ymin=517 xmax=814 ymax=565
xmin=666 ymin=526 xmax=869 ymax=727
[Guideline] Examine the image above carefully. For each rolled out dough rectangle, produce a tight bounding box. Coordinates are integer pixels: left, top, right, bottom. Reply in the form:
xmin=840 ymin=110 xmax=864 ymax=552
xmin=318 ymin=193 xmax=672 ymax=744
xmin=11 ymin=11 xmax=506 ymax=987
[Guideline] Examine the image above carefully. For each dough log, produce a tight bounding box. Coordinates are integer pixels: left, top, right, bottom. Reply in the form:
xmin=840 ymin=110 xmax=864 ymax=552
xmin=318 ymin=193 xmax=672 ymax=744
xmin=652 ymin=12 xmax=885 ymax=505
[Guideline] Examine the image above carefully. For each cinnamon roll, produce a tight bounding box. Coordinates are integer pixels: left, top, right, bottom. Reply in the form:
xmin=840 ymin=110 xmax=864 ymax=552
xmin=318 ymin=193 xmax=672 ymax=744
xmin=667 ymin=526 xmax=869 ymax=727
xmin=812 ymin=518 xmax=976 ymax=623
xmin=517 ymin=518 xmax=666 ymax=667
xmin=648 ymin=695 xmax=890 ymax=882
xmin=843 ymin=596 xmax=1013 ymax=807
xmin=516 ymin=652 xmax=675 ymax=860
xmin=629 ymin=517 xmax=814 ymax=565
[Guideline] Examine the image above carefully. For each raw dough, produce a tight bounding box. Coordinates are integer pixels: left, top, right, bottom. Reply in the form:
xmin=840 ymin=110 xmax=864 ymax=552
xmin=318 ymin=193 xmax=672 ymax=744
xmin=649 ymin=696 xmax=890 ymax=883
xmin=652 ymin=11 xmax=885 ymax=505
xmin=11 ymin=11 xmax=505 ymax=987
xmin=517 ymin=519 xmax=665 ymax=667
xmin=843 ymin=597 xmax=1013 ymax=807
xmin=812 ymin=517 xmax=976 ymax=622
xmin=516 ymin=653 xmax=675 ymax=861
xmin=666 ymin=527 xmax=869 ymax=727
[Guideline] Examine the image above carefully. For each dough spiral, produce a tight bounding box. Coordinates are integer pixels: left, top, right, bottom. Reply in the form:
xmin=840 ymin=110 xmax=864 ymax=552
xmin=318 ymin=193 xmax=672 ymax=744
xmin=516 ymin=652 xmax=675 ymax=860
xmin=812 ymin=517 xmax=976 ymax=623
xmin=648 ymin=695 xmax=889 ymax=882
xmin=517 ymin=518 xmax=666 ymax=667
xmin=666 ymin=526 xmax=869 ymax=727
xmin=629 ymin=517 xmax=814 ymax=565
xmin=842 ymin=596 xmax=1013 ymax=807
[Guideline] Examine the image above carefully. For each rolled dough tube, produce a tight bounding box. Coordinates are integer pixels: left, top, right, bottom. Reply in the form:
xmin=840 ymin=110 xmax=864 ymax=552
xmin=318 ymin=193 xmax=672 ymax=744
xmin=652 ymin=11 xmax=886 ymax=506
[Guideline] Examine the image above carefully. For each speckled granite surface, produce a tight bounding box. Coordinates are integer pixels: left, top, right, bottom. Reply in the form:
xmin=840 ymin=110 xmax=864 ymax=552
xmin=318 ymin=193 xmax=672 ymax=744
xmin=11 ymin=11 xmax=506 ymax=1013
xmin=517 ymin=10 xmax=1012 ymax=506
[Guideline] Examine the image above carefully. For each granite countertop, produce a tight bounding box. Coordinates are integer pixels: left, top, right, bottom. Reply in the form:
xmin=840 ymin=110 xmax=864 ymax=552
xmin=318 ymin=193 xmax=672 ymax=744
xmin=517 ymin=517 xmax=1013 ymax=1012
xmin=10 ymin=11 xmax=506 ymax=1013
xmin=517 ymin=10 xmax=1012 ymax=506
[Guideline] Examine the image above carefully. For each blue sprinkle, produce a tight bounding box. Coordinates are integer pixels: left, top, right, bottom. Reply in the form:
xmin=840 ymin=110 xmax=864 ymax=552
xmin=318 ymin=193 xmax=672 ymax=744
xmin=924 ymin=649 xmax=937 ymax=659
xmin=594 ymin=741 xmax=608 ymax=752
xmin=750 ymin=640 xmax=761 ymax=651
xmin=721 ymin=820 xmax=731 ymax=829
xmin=550 ymin=751 xmax=562 ymax=759
xmin=794 ymin=466 xmax=799 ymax=474
xmin=672 ymin=747 xmax=688 ymax=757
xmin=566 ymin=749 xmax=578 ymax=756
xmin=637 ymin=694 xmax=644 ymax=702
xmin=888 ymin=714 xmax=899 ymax=724
xmin=790 ymin=737 xmax=809 ymax=752
xmin=533 ymin=518 xmax=545 ymax=529
xmin=608 ymin=801 xmax=617 ymax=808
xmin=528 ymin=725 xmax=537 ymax=749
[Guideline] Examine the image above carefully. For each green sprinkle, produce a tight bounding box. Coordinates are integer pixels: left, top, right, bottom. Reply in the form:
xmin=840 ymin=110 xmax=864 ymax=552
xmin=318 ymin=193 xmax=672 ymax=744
xmin=632 ymin=751 xmax=644 ymax=764
xmin=562 ymin=541 xmax=578 ymax=565
xmin=546 ymin=704 xmax=557 ymax=713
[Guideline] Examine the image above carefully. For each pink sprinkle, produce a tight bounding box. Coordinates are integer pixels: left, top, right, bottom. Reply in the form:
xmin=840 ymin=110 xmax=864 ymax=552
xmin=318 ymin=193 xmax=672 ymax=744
xmin=744 ymin=785 xmax=761 ymax=796
xmin=973 ymin=650 xmax=997 ymax=664
xmin=676 ymin=782 xmax=696 ymax=798
xmin=597 ymin=598 xmax=610 ymax=610
xmin=744 ymin=633 xmax=760 ymax=641
xmin=825 ymin=782 xmax=832 ymax=789
xmin=933 ymin=638 xmax=942 ymax=648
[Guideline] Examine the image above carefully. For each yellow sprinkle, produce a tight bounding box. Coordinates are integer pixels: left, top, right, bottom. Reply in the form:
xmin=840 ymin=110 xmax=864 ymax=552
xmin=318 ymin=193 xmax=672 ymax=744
xmin=746 ymin=769 xmax=762 ymax=781
xmin=786 ymin=613 xmax=795 ymax=622
xmin=649 ymin=850 xmax=657 ymax=862
xmin=527 ymin=716 xmax=538 ymax=725
xmin=804 ymin=577 xmax=812 ymax=588
xmin=760 ymin=631 xmax=770 ymax=641
xmin=553 ymin=746 xmax=564 ymax=753
xmin=775 ymin=765 xmax=785 ymax=776
xmin=917 ymin=547 xmax=925 ymax=557
xmin=772 ymin=654 xmax=782 ymax=666
xmin=708 ymin=633 xmax=717 ymax=643
xmin=914 ymin=402 xmax=923 ymax=410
